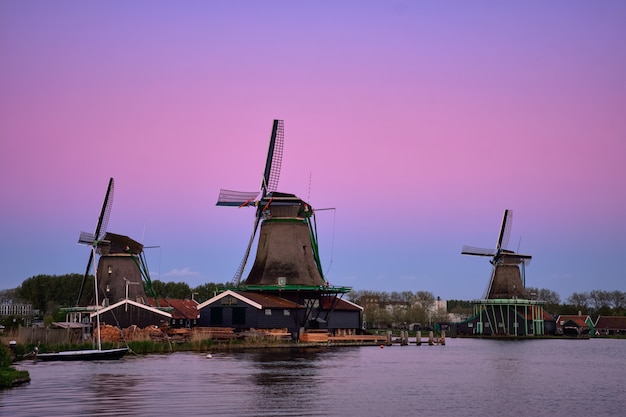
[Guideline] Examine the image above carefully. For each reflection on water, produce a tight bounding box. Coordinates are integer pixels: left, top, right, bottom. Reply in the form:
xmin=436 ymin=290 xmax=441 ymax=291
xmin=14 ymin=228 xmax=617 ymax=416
xmin=2 ymin=339 xmax=626 ymax=417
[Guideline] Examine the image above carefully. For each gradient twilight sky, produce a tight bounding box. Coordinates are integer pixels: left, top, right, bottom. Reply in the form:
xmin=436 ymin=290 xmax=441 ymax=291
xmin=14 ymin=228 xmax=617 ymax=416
xmin=1 ymin=1 xmax=625 ymax=301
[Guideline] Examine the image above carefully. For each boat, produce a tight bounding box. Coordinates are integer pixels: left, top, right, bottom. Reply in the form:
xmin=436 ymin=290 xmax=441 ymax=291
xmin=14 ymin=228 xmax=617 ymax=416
xmin=35 ymin=347 xmax=128 ymax=361
xmin=35 ymin=253 xmax=129 ymax=361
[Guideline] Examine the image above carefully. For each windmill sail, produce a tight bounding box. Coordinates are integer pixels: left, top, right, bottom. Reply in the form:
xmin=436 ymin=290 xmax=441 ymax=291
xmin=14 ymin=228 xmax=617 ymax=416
xmin=76 ymin=178 xmax=114 ymax=305
xmin=216 ymin=120 xmax=285 ymax=285
xmin=461 ymin=209 xmax=532 ymax=299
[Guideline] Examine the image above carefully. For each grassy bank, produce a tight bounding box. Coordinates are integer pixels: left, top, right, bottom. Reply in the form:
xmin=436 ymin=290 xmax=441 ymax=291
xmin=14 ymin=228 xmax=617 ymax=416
xmin=0 ymin=345 xmax=30 ymax=389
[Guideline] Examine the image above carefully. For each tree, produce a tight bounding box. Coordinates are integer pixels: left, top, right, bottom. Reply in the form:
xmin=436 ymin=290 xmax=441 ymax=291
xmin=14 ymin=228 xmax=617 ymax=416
xmin=16 ymin=274 xmax=89 ymax=314
xmin=191 ymin=282 xmax=223 ymax=303
xmin=608 ymin=291 xmax=626 ymax=311
xmin=589 ymin=290 xmax=612 ymax=311
xmin=415 ymin=291 xmax=435 ymax=312
xmin=566 ymin=292 xmax=590 ymax=312
xmin=152 ymin=280 xmax=192 ymax=299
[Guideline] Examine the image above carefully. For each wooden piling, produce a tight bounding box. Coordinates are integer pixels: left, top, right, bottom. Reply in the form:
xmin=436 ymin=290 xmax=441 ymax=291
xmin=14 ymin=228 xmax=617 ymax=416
xmin=416 ymin=331 xmax=422 ymax=346
xmin=428 ymin=331 xmax=434 ymax=345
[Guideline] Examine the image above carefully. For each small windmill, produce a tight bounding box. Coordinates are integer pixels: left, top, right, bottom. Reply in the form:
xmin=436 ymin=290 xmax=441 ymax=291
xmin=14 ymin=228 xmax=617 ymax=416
xmin=217 ymin=120 xmax=326 ymax=288
xmin=462 ymin=209 xmax=532 ymax=299
xmin=76 ymin=178 xmax=156 ymax=306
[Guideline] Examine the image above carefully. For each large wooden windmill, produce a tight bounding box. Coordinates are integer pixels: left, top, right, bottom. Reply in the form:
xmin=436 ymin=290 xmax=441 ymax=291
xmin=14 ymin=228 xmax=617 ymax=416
xmin=458 ymin=209 xmax=547 ymax=337
xmin=76 ymin=178 xmax=156 ymax=307
xmin=217 ymin=120 xmax=326 ymax=289
xmin=462 ymin=209 xmax=532 ymax=299
xmin=215 ymin=120 xmax=353 ymax=333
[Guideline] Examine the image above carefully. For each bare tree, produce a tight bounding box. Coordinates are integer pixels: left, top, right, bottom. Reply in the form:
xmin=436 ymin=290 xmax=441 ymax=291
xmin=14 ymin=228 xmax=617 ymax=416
xmin=567 ymin=292 xmax=590 ymax=310
xmin=608 ymin=290 xmax=626 ymax=310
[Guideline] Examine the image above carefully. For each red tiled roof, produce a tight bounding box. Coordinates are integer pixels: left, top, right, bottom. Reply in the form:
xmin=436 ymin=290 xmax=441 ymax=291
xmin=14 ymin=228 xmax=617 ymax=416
xmin=595 ymin=315 xmax=626 ymax=330
xmin=147 ymin=298 xmax=199 ymax=319
xmin=556 ymin=315 xmax=590 ymax=328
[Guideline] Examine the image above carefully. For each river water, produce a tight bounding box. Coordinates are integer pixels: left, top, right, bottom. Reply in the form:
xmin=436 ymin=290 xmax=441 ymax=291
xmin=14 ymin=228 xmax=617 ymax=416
xmin=2 ymin=338 xmax=625 ymax=417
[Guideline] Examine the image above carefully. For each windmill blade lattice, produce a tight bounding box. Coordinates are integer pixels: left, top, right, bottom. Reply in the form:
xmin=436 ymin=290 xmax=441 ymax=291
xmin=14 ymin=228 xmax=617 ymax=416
xmin=216 ymin=120 xmax=285 ymax=286
xmin=461 ymin=245 xmax=495 ymax=257
xmin=262 ymin=119 xmax=284 ymax=195
xmin=496 ymin=209 xmax=513 ymax=251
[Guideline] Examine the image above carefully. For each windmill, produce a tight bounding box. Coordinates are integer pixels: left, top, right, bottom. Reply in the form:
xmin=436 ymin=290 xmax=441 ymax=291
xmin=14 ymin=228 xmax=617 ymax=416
xmin=76 ymin=178 xmax=156 ymax=307
xmin=217 ymin=119 xmax=326 ymax=288
xmin=462 ymin=209 xmax=532 ymax=299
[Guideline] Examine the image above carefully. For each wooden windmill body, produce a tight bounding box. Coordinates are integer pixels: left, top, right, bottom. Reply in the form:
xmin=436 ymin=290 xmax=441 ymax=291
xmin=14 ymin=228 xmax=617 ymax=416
xmin=461 ymin=210 xmax=546 ymax=337
xmin=76 ymin=178 xmax=156 ymax=307
xmin=216 ymin=120 xmax=351 ymax=332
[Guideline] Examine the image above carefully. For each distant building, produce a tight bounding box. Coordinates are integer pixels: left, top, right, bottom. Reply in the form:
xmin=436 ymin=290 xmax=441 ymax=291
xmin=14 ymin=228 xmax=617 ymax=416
xmin=147 ymin=298 xmax=200 ymax=328
xmin=0 ymin=302 xmax=32 ymax=317
xmin=594 ymin=316 xmax=626 ymax=335
xmin=555 ymin=314 xmax=594 ymax=336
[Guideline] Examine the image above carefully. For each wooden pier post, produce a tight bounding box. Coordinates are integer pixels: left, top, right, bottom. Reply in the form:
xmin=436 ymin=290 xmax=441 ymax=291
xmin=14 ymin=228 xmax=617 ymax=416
xmin=401 ymin=330 xmax=408 ymax=345
xmin=441 ymin=330 xmax=446 ymax=346
xmin=428 ymin=331 xmax=434 ymax=345
xmin=416 ymin=331 xmax=421 ymax=346
xmin=386 ymin=330 xmax=392 ymax=346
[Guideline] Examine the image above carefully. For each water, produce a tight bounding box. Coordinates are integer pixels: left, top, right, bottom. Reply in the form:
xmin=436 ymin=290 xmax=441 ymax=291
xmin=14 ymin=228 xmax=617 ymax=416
xmin=2 ymin=338 xmax=626 ymax=417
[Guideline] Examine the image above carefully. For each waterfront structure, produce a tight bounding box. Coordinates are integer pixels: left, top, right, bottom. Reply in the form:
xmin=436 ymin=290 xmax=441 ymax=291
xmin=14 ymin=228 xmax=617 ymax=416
xmin=594 ymin=316 xmax=626 ymax=335
xmin=454 ymin=210 xmax=550 ymax=337
xmin=147 ymin=298 xmax=200 ymax=328
xmin=197 ymin=290 xmax=362 ymax=337
xmin=556 ymin=314 xmax=594 ymax=336
xmin=214 ymin=120 xmax=357 ymax=338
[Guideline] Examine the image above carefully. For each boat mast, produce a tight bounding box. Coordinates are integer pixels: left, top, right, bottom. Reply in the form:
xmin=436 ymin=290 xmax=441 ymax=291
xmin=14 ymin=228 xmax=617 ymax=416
xmin=92 ymin=247 xmax=102 ymax=351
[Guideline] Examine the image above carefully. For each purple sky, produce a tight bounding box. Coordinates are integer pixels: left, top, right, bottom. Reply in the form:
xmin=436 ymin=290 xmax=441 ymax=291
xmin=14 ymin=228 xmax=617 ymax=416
xmin=1 ymin=1 xmax=625 ymax=301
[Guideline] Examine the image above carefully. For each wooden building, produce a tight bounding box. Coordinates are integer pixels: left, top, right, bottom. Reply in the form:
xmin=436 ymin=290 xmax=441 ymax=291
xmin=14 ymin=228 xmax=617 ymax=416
xmin=147 ymin=298 xmax=200 ymax=328
xmin=452 ymin=299 xmax=554 ymax=336
xmin=594 ymin=316 xmax=626 ymax=335
xmin=555 ymin=314 xmax=594 ymax=336
xmin=197 ymin=290 xmax=361 ymax=338
xmin=90 ymin=298 xmax=171 ymax=329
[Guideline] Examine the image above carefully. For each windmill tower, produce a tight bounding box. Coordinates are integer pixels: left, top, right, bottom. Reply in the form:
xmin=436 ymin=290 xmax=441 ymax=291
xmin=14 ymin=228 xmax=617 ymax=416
xmin=462 ymin=209 xmax=531 ymax=299
xmin=460 ymin=210 xmax=546 ymax=337
xmin=217 ymin=120 xmax=325 ymax=288
xmin=76 ymin=178 xmax=156 ymax=307
xmin=216 ymin=120 xmax=350 ymax=331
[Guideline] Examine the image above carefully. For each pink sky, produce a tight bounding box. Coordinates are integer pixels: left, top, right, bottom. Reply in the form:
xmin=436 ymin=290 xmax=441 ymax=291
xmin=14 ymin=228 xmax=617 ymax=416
xmin=1 ymin=1 xmax=625 ymax=301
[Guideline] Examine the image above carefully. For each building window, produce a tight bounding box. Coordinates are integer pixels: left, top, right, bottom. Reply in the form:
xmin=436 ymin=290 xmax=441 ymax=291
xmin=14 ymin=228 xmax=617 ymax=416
xmin=232 ymin=307 xmax=246 ymax=325
xmin=284 ymin=309 xmax=290 ymax=316
xmin=210 ymin=307 xmax=223 ymax=326
xmin=265 ymin=309 xmax=272 ymax=316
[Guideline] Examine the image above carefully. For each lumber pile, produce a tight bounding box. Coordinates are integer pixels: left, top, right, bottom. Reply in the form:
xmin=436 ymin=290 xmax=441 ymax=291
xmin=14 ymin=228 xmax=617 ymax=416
xmin=97 ymin=324 xmax=123 ymax=342
xmin=299 ymin=330 xmax=330 ymax=343
xmin=246 ymin=328 xmax=292 ymax=340
xmin=192 ymin=327 xmax=237 ymax=340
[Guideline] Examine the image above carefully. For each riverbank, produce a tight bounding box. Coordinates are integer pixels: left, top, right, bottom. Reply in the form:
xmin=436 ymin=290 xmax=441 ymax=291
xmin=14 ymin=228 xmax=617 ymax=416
xmin=0 ymin=345 xmax=30 ymax=389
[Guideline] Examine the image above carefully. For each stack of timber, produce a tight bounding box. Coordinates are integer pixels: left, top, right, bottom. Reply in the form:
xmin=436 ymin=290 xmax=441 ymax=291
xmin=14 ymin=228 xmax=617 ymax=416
xmin=300 ymin=330 xmax=330 ymax=343
xmin=121 ymin=325 xmax=167 ymax=342
xmin=192 ymin=327 xmax=237 ymax=340
xmin=98 ymin=324 xmax=124 ymax=342
xmin=245 ymin=328 xmax=292 ymax=340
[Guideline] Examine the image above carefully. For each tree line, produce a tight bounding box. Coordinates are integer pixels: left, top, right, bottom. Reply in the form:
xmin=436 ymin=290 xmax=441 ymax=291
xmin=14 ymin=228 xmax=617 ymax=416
xmin=3 ymin=275 xmax=625 ymax=327
xmin=2 ymin=274 xmax=225 ymax=322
